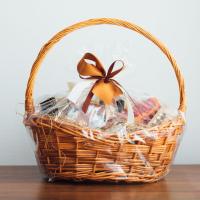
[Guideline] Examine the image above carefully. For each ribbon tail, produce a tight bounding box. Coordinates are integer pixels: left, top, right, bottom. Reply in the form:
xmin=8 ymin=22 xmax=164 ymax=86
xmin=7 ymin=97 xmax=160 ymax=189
xmin=81 ymin=80 xmax=101 ymax=113
xmin=82 ymin=89 xmax=94 ymax=113
xmin=67 ymin=80 xmax=95 ymax=105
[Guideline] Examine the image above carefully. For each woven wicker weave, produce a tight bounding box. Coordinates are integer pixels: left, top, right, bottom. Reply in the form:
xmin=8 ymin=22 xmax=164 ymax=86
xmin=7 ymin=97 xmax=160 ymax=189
xmin=24 ymin=18 xmax=186 ymax=183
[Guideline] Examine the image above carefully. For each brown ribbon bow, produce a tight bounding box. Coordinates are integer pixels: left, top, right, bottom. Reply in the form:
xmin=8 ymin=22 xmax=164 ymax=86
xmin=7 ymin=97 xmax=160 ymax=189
xmin=77 ymin=53 xmax=125 ymax=113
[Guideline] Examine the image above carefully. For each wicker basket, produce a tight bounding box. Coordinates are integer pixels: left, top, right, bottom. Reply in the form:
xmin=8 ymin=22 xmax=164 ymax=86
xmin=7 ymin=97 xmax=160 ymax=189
xmin=24 ymin=18 xmax=186 ymax=183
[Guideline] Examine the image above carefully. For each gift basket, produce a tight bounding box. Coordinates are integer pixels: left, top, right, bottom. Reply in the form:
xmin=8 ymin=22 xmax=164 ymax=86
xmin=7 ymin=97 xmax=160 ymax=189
xmin=24 ymin=18 xmax=186 ymax=183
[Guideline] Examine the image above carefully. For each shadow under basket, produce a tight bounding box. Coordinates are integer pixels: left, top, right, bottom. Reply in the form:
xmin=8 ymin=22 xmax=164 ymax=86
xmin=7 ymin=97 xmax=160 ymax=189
xmin=24 ymin=18 xmax=186 ymax=183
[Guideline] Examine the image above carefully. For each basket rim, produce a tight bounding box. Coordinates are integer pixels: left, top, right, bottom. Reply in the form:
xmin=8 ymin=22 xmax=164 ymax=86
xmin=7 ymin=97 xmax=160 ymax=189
xmin=24 ymin=111 xmax=185 ymax=145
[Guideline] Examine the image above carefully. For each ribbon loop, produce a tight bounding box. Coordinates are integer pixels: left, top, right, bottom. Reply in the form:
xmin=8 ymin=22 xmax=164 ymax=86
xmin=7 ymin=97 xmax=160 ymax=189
xmin=106 ymin=60 xmax=125 ymax=80
xmin=77 ymin=53 xmax=106 ymax=78
xmin=77 ymin=53 xmax=125 ymax=113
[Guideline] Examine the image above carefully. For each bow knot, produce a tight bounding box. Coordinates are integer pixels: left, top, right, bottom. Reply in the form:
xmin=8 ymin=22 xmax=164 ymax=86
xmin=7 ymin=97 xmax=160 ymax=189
xmin=77 ymin=53 xmax=125 ymax=113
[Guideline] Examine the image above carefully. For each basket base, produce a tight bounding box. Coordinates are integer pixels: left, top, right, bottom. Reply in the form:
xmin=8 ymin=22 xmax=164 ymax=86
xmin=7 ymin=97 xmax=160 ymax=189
xmin=25 ymin=115 xmax=184 ymax=183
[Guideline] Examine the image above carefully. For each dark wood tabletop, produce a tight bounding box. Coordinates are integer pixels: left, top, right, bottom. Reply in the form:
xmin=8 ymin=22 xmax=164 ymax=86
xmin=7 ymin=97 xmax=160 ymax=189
xmin=0 ymin=165 xmax=199 ymax=200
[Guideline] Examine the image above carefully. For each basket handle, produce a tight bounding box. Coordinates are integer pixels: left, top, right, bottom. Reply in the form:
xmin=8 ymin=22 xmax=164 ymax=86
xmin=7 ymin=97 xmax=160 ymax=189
xmin=25 ymin=18 xmax=186 ymax=113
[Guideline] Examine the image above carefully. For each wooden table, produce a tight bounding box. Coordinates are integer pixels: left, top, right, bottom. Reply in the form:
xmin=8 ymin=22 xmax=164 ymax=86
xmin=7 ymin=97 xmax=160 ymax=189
xmin=0 ymin=165 xmax=199 ymax=200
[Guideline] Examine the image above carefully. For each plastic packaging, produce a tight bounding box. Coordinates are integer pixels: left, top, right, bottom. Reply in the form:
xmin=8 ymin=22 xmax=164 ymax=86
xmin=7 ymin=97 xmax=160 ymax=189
xmin=24 ymin=78 xmax=185 ymax=182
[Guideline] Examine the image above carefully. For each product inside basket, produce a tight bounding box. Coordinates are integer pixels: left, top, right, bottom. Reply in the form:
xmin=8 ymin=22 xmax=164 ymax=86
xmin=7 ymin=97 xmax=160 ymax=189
xmin=27 ymin=52 xmax=184 ymax=143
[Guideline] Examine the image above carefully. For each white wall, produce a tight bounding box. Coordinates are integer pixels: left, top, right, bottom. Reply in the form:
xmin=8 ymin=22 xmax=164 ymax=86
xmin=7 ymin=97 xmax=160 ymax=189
xmin=0 ymin=0 xmax=199 ymax=165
